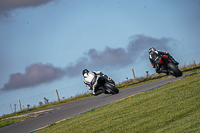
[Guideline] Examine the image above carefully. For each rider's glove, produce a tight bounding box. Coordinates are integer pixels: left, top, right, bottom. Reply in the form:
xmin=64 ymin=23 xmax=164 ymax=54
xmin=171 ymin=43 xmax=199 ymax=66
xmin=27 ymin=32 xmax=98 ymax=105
xmin=100 ymin=72 xmax=104 ymax=76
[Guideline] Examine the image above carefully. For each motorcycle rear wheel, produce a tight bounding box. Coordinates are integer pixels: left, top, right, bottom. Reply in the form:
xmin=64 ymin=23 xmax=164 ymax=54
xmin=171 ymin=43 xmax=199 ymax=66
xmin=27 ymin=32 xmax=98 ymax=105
xmin=167 ymin=63 xmax=182 ymax=77
xmin=104 ymin=82 xmax=119 ymax=94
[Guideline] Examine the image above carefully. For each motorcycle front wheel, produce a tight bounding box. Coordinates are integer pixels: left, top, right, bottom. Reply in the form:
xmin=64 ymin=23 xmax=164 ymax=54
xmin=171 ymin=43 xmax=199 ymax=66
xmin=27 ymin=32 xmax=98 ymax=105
xmin=104 ymin=82 xmax=119 ymax=94
xmin=167 ymin=63 xmax=182 ymax=77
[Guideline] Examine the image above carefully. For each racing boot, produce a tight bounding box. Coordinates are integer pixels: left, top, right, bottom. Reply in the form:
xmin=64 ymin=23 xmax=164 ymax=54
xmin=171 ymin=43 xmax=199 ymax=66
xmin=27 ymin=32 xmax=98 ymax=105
xmin=157 ymin=69 xmax=168 ymax=74
xmin=93 ymin=87 xmax=102 ymax=96
xmin=93 ymin=91 xmax=102 ymax=96
xmin=93 ymin=92 xmax=100 ymax=96
xmin=155 ymin=64 xmax=160 ymax=72
xmin=93 ymin=87 xmax=99 ymax=96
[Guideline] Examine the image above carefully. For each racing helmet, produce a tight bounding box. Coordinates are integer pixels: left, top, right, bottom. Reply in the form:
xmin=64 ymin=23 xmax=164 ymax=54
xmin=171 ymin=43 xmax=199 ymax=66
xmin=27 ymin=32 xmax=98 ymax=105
xmin=82 ymin=69 xmax=89 ymax=76
xmin=149 ymin=47 xmax=156 ymax=54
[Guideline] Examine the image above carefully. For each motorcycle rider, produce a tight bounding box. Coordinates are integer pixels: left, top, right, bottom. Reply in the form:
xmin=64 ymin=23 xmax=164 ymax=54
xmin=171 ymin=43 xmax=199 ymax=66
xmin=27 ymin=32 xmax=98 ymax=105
xmin=149 ymin=47 xmax=179 ymax=74
xmin=82 ymin=69 xmax=104 ymax=96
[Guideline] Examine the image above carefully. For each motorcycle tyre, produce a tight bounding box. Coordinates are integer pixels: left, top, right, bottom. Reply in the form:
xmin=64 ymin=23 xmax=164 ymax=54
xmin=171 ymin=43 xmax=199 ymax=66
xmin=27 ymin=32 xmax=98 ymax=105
xmin=104 ymin=82 xmax=119 ymax=94
xmin=167 ymin=63 xmax=182 ymax=77
xmin=109 ymin=79 xmax=115 ymax=86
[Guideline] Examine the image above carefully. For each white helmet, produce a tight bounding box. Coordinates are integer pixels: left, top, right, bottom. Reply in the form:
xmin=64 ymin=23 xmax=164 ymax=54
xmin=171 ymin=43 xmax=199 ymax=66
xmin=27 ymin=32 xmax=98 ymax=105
xmin=149 ymin=47 xmax=156 ymax=54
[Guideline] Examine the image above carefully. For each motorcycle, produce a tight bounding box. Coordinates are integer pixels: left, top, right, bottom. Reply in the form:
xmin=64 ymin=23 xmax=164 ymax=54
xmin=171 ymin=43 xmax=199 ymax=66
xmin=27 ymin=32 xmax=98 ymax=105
xmin=96 ymin=75 xmax=119 ymax=94
xmin=159 ymin=55 xmax=182 ymax=77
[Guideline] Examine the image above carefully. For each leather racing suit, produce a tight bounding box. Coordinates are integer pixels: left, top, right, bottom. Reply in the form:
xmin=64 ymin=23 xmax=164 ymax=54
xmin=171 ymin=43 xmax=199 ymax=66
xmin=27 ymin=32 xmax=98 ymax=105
xmin=83 ymin=71 xmax=103 ymax=95
xmin=149 ymin=50 xmax=178 ymax=74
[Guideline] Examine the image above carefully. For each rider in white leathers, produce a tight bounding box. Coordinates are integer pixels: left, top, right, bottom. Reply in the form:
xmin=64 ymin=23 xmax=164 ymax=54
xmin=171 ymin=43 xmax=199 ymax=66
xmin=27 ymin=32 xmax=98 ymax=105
xmin=82 ymin=69 xmax=104 ymax=96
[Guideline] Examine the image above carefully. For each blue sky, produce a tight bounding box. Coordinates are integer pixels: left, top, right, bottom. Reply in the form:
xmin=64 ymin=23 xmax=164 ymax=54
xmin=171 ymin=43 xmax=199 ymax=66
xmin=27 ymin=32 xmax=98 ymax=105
xmin=0 ymin=0 xmax=200 ymax=105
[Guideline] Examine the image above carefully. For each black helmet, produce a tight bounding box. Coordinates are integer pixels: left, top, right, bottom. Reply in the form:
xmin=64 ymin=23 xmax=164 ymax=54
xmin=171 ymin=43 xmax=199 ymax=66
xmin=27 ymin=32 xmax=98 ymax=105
xmin=82 ymin=69 xmax=89 ymax=76
xmin=149 ymin=47 xmax=156 ymax=54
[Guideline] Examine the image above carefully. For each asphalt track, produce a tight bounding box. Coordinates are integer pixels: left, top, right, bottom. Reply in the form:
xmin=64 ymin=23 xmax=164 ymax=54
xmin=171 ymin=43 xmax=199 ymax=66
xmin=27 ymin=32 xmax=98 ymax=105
xmin=0 ymin=73 xmax=193 ymax=133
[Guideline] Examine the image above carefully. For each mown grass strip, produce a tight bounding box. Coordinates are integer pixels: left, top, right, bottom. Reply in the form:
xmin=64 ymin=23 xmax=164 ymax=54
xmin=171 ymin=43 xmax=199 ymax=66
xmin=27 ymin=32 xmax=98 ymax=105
xmin=38 ymin=72 xmax=200 ymax=133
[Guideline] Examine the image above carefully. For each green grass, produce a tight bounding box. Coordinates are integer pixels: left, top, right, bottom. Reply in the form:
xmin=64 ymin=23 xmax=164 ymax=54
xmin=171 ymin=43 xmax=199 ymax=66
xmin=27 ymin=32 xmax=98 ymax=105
xmin=0 ymin=64 xmax=200 ymax=129
xmin=38 ymin=72 xmax=200 ymax=133
xmin=0 ymin=117 xmax=26 ymax=128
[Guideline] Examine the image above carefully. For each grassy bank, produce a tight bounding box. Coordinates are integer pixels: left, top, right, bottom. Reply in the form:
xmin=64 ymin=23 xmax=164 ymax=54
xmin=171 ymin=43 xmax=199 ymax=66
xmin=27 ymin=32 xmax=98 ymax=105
xmin=38 ymin=72 xmax=200 ymax=132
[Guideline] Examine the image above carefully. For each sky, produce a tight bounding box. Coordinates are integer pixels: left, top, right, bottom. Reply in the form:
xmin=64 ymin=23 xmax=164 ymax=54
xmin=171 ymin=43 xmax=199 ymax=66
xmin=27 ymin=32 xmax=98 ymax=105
xmin=0 ymin=0 xmax=200 ymax=106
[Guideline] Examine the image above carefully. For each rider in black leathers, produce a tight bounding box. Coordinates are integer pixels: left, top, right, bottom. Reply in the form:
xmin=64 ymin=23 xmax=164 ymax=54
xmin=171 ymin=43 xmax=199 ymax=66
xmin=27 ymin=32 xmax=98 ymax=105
xmin=149 ymin=47 xmax=179 ymax=74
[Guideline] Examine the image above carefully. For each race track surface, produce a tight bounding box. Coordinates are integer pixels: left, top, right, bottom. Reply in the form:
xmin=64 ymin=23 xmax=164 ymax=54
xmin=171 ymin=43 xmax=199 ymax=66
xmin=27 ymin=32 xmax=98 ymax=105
xmin=0 ymin=73 xmax=192 ymax=133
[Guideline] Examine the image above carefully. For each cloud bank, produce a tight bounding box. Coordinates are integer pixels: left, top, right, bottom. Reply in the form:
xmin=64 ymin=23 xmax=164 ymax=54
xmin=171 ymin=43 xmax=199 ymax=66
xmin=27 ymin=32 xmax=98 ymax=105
xmin=85 ymin=34 xmax=175 ymax=69
xmin=1 ymin=63 xmax=65 ymax=91
xmin=1 ymin=35 xmax=176 ymax=91
xmin=0 ymin=0 xmax=54 ymax=18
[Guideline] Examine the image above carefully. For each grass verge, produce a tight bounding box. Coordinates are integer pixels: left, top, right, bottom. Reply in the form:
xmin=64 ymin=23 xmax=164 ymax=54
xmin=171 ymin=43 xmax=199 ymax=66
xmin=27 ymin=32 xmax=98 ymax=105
xmin=38 ymin=72 xmax=200 ymax=133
